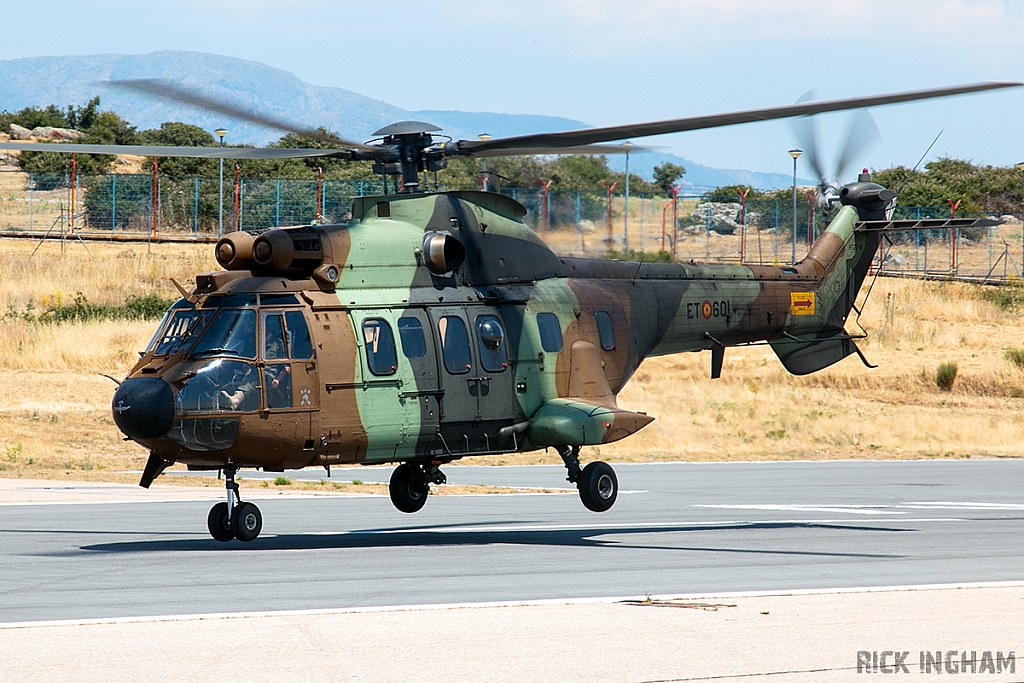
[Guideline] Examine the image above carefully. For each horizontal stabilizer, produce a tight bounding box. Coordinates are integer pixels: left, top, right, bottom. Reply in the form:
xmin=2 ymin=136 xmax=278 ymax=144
xmin=770 ymin=330 xmax=858 ymax=376
xmin=855 ymin=218 xmax=999 ymax=232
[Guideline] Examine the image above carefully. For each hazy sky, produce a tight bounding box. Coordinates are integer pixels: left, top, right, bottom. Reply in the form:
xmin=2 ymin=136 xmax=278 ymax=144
xmin=3 ymin=0 xmax=1024 ymax=176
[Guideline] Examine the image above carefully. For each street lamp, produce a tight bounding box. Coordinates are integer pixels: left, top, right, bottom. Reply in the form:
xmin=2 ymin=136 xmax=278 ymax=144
xmin=621 ymin=141 xmax=635 ymax=253
xmin=789 ymin=149 xmax=803 ymax=264
xmin=215 ymin=128 xmax=227 ymax=238
xmin=479 ymin=133 xmax=492 ymax=191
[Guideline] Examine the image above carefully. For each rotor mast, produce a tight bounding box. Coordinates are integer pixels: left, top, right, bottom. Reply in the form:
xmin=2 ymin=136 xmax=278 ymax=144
xmin=369 ymin=122 xmax=446 ymax=193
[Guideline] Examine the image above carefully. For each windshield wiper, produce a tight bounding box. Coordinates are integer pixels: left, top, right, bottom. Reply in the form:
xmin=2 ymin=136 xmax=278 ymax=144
xmin=190 ymin=347 xmax=239 ymax=358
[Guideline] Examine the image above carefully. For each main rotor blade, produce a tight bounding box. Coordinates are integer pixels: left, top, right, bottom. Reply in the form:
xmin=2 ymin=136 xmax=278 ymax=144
xmin=467 ymin=144 xmax=639 ymax=158
xmin=459 ymin=82 xmax=1020 ymax=153
xmin=104 ymin=79 xmax=379 ymax=153
xmin=0 ymin=142 xmax=355 ymax=159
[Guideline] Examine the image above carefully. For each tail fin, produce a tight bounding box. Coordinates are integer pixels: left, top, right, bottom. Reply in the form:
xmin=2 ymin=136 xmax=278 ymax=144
xmin=771 ymin=221 xmax=880 ymax=375
xmin=770 ymin=178 xmax=887 ymax=375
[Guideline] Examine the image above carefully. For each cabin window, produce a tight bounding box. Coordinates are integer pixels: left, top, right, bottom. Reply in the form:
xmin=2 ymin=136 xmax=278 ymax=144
xmin=438 ymin=315 xmax=472 ymax=374
xmin=190 ymin=309 xmax=257 ymax=359
xmin=285 ymin=311 xmax=314 ymax=359
xmin=398 ymin=317 xmax=427 ymax=358
xmin=362 ymin=318 xmax=398 ymax=376
xmin=536 ymin=312 xmax=563 ymax=353
xmin=264 ymin=363 xmax=293 ymax=408
xmin=476 ymin=315 xmax=508 ymax=372
xmin=596 ymin=311 xmax=616 ymax=351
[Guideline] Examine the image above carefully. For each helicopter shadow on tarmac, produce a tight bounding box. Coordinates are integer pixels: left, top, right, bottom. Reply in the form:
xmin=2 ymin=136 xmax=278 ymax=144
xmin=75 ymin=519 xmax=912 ymax=556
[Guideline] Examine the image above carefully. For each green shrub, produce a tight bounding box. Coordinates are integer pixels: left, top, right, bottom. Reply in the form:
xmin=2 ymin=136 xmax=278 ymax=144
xmin=273 ymin=476 xmax=290 ymax=486
xmin=1004 ymin=348 xmax=1024 ymax=369
xmin=936 ymin=362 xmax=958 ymax=391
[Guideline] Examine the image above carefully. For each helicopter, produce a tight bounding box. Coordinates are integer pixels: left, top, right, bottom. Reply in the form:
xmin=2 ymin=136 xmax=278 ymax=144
xmin=2 ymin=80 xmax=1015 ymax=542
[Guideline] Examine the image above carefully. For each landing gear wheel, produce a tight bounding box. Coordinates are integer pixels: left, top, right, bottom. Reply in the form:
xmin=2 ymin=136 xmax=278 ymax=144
xmin=207 ymin=502 xmax=235 ymax=542
xmin=578 ymin=461 xmax=618 ymax=512
xmin=390 ymin=463 xmax=429 ymax=513
xmin=232 ymin=501 xmax=263 ymax=542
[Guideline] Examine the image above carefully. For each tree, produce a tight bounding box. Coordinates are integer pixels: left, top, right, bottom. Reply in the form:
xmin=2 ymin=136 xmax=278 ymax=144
xmin=702 ymin=185 xmax=767 ymax=202
xmin=653 ymin=162 xmax=686 ymax=195
xmin=15 ymin=97 xmax=136 ymax=176
xmin=137 ymin=122 xmax=218 ymax=177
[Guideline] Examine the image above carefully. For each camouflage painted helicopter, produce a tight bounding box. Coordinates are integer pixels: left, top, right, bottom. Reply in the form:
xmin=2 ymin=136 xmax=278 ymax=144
xmin=3 ymin=80 xmax=1016 ymax=542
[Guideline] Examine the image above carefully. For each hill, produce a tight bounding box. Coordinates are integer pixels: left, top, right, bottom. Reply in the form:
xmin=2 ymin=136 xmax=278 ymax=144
xmin=0 ymin=51 xmax=800 ymax=190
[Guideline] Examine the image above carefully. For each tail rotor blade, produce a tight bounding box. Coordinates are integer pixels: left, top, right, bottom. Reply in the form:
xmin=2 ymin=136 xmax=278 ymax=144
xmin=789 ymin=90 xmax=827 ymax=185
xmin=834 ymin=109 xmax=881 ymax=181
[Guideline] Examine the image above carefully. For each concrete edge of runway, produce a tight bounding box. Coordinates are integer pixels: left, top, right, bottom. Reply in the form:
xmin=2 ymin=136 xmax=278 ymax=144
xmin=4 ymin=580 xmax=1024 ymax=630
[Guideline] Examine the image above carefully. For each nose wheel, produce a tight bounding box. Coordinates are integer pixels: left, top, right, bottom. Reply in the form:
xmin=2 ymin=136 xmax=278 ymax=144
xmin=206 ymin=465 xmax=263 ymax=542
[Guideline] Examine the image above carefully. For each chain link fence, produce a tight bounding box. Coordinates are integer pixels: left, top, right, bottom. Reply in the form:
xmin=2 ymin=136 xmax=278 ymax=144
xmin=2 ymin=170 xmax=1021 ymax=282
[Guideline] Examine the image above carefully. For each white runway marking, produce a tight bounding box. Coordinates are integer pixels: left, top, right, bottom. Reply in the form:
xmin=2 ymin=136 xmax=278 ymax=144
xmin=695 ymin=502 xmax=1024 ymax=514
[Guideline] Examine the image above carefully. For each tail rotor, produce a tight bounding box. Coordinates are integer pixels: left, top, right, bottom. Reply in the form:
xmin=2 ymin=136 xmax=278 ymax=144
xmin=790 ymin=91 xmax=881 ymax=211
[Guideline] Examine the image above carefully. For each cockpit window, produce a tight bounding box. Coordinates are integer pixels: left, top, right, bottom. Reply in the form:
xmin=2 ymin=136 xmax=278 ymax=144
xmin=145 ymin=299 xmax=192 ymax=353
xmin=263 ymin=314 xmax=288 ymax=360
xmin=190 ymin=309 xmax=257 ymax=359
xmin=201 ymin=294 xmax=257 ymax=308
xmin=285 ymin=311 xmax=314 ymax=359
xmin=260 ymin=294 xmax=299 ymax=306
xmin=176 ymin=359 xmax=260 ymax=413
xmin=152 ymin=308 xmax=215 ymax=356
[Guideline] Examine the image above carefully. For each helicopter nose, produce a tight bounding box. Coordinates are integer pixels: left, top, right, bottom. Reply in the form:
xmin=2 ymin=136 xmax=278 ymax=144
xmin=111 ymin=378 xmax=175 ymax=440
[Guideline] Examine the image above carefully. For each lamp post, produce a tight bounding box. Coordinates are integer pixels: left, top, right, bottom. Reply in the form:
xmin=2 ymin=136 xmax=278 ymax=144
xmin=215 ymin=128 xmax=227 ymax=238
xmin=478 ymin=133 xmax=491 ymax=191
xmin=788 ymin=149 xmax=803 ymax=264
xmin=621 ymin=141 xmax=634 ymax=253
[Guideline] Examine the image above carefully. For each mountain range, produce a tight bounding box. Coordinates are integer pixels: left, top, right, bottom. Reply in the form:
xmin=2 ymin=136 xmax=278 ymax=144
xmin=0 ymin=51 xmax=800 ymax=191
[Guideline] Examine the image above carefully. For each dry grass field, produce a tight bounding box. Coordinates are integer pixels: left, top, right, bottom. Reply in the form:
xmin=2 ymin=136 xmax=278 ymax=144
xmin=1 ymin=234 xmax=1023 ymax=487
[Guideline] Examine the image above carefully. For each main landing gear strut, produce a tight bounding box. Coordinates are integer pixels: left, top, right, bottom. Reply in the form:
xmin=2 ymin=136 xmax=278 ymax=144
xmin=207 ymin=464 xmax=263 ymax=542
xmin=559 ymin=446 xmax=618 ymax=512
xmin=389 ymin=462 xmax=446 ymax=513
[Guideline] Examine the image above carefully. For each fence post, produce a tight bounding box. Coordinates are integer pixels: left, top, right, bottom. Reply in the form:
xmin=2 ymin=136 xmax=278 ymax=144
xmin=28 ymin=172 xmax=33 ymax=231
xmin=705 ymin=200 xmax=711 ymax=259
xmin=233 ymin=165 xmax=240 ymax=231
xmin=193 ymin=177 xmax=199 ymax=233
xmin=639 ymin=193 xmax=645 ymax=252
xmin=574 ymin=191 xmax=581 ymax=251
xmin=150 ymin=157 xmax=158 ymax=239
xmin=276 ymin=178 xmax=281 ymax=228
xmin=316 ymin=168 xmax=323 ymax=223
xmin=774 ymin=200 xmax=779 ymax=259
xmin=738 ymin=188 xmax=750 ymax=263
xmin=540 ymin=179 xmax=553 ymax=241
xmin=603 ymin=181 xmax=617 ymax=249
xmin=111 ymin=175 xmax=117 ymax=232
xmin=70 ymin=154 xmax=77 ymax=233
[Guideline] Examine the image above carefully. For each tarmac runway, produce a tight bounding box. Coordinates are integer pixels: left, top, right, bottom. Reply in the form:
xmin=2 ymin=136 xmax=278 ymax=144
xmin=2 ymin=459 xmax=1023 ymax=624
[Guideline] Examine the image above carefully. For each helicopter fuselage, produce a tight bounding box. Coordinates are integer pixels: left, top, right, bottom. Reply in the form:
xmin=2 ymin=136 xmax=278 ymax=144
xmin=112 ymin=188 xmax=876 ymax=478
